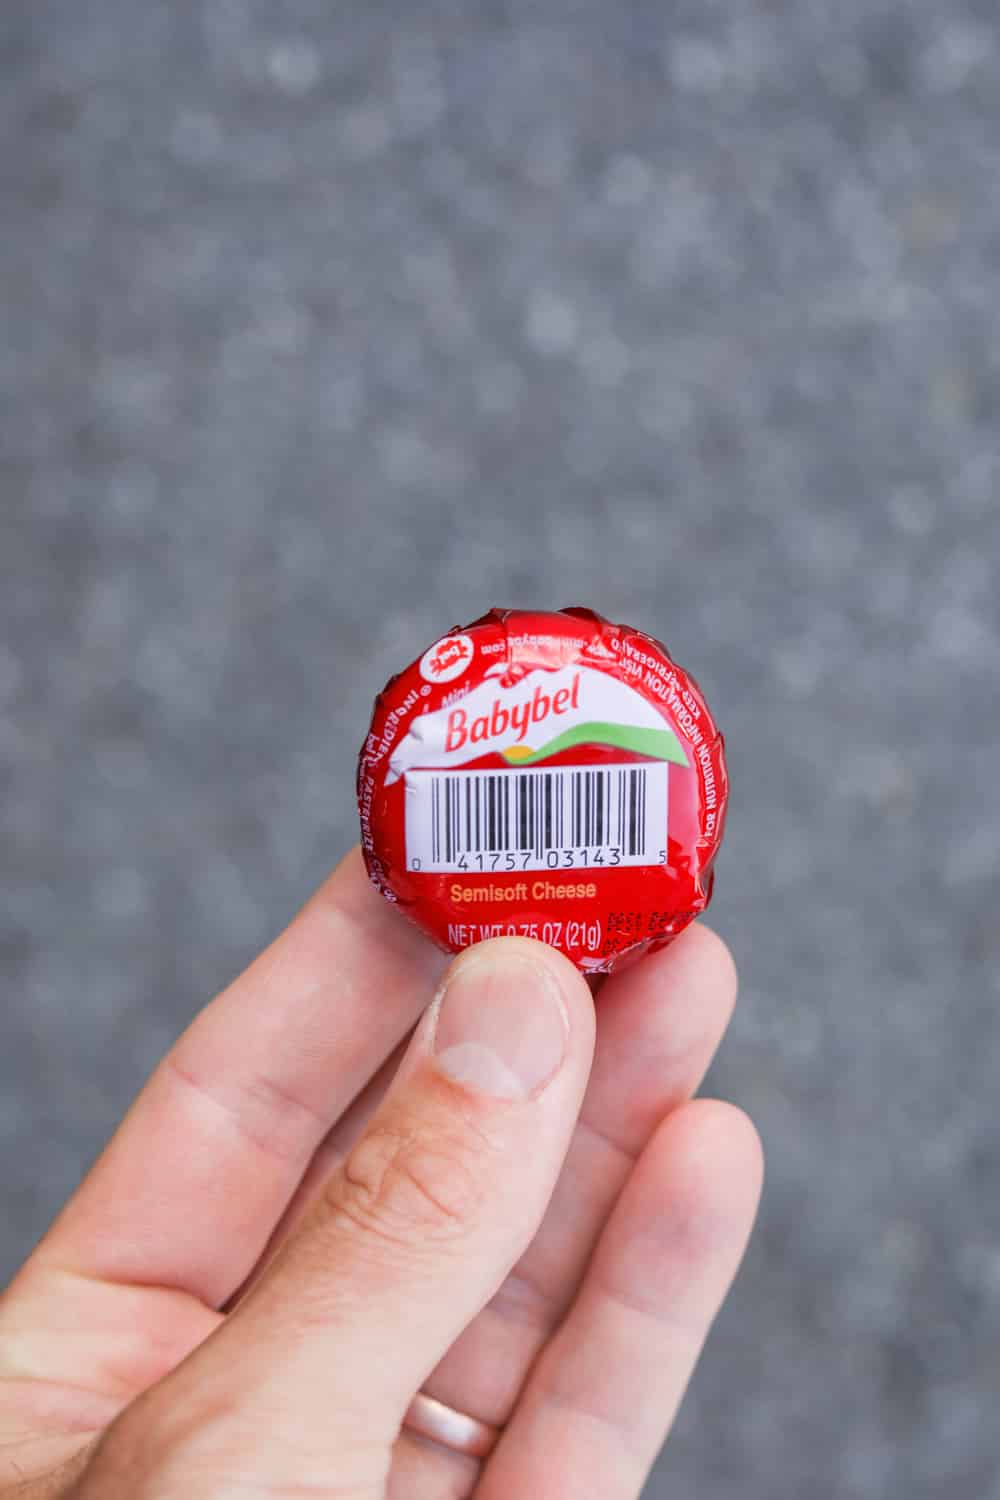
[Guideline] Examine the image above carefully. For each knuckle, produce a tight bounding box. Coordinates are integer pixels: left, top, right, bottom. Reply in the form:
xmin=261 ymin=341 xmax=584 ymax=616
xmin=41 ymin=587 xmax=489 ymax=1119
xmin=75 ymin=1391 xmax=271 ymax=1500
xmin=326 ymin=1123 xmax=485 ymax=1251
xmin=75 ymin=1371 xmax=385 ymax=1500
xmin=70 ymin=1400 xmax=191 ymax=1497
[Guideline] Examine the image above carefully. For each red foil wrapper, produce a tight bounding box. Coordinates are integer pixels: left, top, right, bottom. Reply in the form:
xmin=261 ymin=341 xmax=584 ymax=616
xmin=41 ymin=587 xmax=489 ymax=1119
xmin=358 ymin=607 xmax=728 ymax=975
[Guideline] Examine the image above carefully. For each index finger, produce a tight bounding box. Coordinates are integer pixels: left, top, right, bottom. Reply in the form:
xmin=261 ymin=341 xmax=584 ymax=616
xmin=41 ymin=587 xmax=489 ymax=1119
xmin=27 ymin=850 xmax=448 ymax=1310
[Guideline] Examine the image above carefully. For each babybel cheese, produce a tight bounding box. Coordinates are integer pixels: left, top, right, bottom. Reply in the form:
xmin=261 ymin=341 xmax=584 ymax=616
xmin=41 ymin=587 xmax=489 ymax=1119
xmin=358 ymin=607 xmax=728 ymax=975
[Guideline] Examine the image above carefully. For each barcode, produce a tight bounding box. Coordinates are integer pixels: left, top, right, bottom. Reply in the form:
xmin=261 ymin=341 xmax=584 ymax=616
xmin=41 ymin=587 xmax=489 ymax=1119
xmin=405 ymin=762 xmax=668 ymax=872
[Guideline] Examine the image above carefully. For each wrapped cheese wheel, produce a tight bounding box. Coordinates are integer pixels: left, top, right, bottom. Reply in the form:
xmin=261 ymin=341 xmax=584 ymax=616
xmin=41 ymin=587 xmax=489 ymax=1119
xmin=357 ymin=607 xmax=728 ymax=974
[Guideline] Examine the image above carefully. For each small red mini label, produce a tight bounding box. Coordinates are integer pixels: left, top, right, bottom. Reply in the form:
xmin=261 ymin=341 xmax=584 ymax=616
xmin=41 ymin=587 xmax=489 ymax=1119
xmin=358 ymin=607 xmax=728 ymax=974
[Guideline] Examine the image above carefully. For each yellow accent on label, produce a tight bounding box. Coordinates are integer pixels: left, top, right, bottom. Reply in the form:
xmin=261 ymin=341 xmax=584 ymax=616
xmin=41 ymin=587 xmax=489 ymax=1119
xmin=502 ymin=745 xmax=536 ymax=763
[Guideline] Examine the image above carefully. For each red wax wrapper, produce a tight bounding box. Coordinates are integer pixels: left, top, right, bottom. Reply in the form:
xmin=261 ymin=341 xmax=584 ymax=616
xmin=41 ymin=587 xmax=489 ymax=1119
xmin=357 ymin=607 xmax=728 ymax=975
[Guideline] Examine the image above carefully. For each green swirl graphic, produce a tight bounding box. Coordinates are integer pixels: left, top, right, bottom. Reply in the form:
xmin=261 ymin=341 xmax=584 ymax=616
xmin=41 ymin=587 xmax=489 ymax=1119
xmin=502 ymin=721 xmax=688 ymax=767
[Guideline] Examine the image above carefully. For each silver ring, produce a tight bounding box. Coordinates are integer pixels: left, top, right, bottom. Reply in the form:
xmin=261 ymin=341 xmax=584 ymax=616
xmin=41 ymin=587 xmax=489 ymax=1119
xmin=402 ymin=1391 xmax=502 ymax=1460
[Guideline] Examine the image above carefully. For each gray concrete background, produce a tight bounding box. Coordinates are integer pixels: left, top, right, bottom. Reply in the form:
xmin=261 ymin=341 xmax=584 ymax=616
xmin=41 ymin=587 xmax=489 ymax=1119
xmin=2 ymin=2 xmax=999 ymax=1495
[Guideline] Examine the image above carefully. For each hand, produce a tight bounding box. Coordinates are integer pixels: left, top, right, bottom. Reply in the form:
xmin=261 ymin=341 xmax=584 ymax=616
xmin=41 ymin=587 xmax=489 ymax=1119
xmin=0 ymin=849 xmax=762 ymax=1499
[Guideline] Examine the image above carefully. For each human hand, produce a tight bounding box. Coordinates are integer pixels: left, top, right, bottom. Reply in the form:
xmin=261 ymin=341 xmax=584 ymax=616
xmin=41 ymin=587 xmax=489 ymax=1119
xmin=0 ymin=849 xmax=762 ymax=1499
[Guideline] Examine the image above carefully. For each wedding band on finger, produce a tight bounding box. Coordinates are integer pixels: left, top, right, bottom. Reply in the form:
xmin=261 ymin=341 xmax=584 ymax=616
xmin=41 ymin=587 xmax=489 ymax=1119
xmin=402 ymin=1391 xmax=503 ymax=1460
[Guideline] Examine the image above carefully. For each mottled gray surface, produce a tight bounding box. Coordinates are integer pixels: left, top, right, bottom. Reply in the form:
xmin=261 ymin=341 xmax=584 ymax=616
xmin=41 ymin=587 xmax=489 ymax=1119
xmin=2 ymin=1 xmax=999 ymax=1495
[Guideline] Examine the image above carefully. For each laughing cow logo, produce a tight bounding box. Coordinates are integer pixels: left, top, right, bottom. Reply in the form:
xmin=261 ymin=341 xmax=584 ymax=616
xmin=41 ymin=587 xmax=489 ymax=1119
xmin=419 ymin=633 xmax=474 ymax=685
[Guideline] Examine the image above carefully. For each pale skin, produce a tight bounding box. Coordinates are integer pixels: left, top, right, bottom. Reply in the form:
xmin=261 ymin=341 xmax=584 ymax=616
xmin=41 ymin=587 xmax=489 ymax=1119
xmin=0 ymin=849 xmax=763 ymax=1499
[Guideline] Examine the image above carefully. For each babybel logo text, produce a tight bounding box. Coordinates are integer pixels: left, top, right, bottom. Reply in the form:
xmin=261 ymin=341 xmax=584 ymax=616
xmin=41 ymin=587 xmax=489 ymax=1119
xmin=444 ymin=673 xmax=581 ymax=753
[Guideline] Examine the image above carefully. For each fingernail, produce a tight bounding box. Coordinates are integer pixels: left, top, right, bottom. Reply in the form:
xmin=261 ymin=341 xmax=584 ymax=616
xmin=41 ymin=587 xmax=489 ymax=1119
xmin=431 ymin=949 xmax=570 ymax=1100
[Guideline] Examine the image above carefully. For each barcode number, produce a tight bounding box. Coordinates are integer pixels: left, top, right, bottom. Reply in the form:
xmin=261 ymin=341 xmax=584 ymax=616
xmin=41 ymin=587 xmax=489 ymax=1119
xmin=405 ymin=762 xmax=668 ymax=873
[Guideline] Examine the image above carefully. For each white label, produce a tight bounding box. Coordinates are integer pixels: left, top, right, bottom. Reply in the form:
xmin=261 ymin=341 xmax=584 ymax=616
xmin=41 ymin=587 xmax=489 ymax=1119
xmin=405 ymin=762 xmax=669 ymax=873
xmin=387 ymin=665 xmax=686 ymax=785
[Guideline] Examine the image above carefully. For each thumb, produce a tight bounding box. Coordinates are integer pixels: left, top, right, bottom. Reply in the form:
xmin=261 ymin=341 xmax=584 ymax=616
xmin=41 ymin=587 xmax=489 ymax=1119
xmin=124 ymin=939 xmax=595 ymax=1488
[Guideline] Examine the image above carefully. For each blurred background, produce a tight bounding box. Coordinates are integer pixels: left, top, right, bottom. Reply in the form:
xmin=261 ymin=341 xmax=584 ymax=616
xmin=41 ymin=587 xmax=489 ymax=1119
xmin=2 ymin=2 xmax=999 ymax=1496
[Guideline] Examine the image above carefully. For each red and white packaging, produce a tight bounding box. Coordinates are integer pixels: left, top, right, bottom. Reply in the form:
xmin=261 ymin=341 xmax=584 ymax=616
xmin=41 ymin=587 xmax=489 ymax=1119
xmin=358 ymin=607 xmax=728 ymax=974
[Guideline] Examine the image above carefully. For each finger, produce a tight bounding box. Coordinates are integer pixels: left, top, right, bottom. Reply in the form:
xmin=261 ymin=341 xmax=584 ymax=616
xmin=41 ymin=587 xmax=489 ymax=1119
xmin=389 ymin=1432 xmax=480 ymax=1499
xmin=226 ymin=1034 xmax=413 ymax=1307
xmin=478 ymin=1100 xmax=764 ymax=1500
xmin=584 ymin=922 xmax=739 ymax=1153
xmin=149 ymin=939 xmax=596 ymax=1480
xmin=235 ymin=924 xmax=731 ymax=1308
xmin=219 ymin=922 xmax=735 ymax=1499
xmin=31 ymin=849 xmax=448 ymax=1309
xmin=414 ymin=922 xmax=738 ymax=1434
